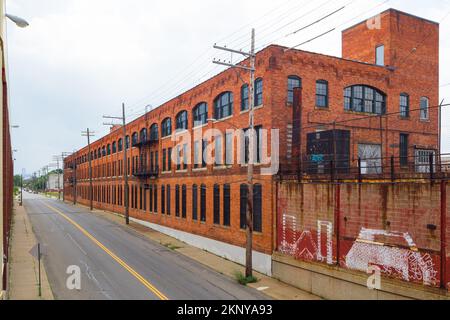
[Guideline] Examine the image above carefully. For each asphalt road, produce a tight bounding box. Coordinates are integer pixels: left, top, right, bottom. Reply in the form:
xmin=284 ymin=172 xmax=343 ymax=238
xmin=23 ymin=192 xmax=268 ymax=300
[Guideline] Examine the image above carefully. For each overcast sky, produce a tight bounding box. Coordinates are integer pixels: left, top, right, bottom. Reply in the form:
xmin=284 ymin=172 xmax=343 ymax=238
xmin=5 ymin=0 xmax=450 ymax=175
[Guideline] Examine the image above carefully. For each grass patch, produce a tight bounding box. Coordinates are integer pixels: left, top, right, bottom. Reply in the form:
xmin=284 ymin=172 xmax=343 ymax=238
xmin=233 ymin=271 xmax=258 ymax=286
xmin=163 ymin=243 xmax=181 ymax=251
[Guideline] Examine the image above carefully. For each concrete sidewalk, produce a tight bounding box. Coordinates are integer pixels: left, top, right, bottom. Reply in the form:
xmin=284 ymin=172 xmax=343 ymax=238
xmin=75 ymin=203 xmax=320 ymax=300
xmin=7 ymin=200 xmax=54 ymax=300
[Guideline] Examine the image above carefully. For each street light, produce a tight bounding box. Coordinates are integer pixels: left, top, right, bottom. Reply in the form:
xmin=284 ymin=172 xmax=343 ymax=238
xmin=5 ymin=13 xmax=29 ymax=28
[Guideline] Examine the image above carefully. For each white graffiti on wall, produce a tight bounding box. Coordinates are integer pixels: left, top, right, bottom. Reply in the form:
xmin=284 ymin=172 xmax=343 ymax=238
xmin=317 ymin=220 xmax=333 ymax=265
xmin=279 ymin=213 xmax=334 ymax=265
xmin=345 ymin=228 xmax=438 ymax=286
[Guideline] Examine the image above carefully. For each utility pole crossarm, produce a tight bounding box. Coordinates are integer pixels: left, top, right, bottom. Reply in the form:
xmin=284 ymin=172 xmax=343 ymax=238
xmin=212 ymin=60 xmax=255 ymax=71
xmin=213 ymin=44 xmax=255 ymax=57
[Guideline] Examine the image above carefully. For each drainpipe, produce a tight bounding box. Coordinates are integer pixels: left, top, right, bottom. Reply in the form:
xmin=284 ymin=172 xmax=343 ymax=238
xmin=335 ymin=183 xmax=341 ymax=266
xmin=292 ymin=87 xmax=302 ymax=176
xmin=441 ymin=180 xmax=447 ymax=290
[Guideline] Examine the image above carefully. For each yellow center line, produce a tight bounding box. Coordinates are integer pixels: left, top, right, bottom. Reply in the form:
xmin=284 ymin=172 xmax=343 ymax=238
xmin=43 ymin=202 xmax=169 ymax=300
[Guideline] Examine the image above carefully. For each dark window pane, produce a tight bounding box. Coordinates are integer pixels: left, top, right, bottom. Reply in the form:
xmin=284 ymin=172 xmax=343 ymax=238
xmin=192 ymin=185 xmax=198 ymax=221
xmin=240 ymin=184 xmax=248 ymax=230
xmin=223 ymin=184 xmax=231 ymax=227
xmin=213 ymin=184 xmax=220 ymax=225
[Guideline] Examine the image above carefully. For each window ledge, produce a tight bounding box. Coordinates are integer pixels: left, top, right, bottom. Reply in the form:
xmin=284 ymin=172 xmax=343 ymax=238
xmin=315 ymin=106 xmax=329 ymax=111
xmin=176 ymin=169 xmax=188 ymax=173
xmin=344 ymin=110 xmax=383 ymax=117
xmin=174 ymin=129 xmax=189 ymax=136
xmin=192 ymin=167 xmax=207 ymax=172
xmin=213 ymin=115 xmax=233 ymax=124
xmin=193 ymin=123 xmax=208 ymax=130
xmin=214 ymin=165 xmax=232 ymax=170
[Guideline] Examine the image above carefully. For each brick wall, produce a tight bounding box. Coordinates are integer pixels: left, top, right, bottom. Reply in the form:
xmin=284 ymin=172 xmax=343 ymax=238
xmin=69 ymin=175 xmax=274 ymax=254
xmin=64 ymin=9 xmax=440 ymax=263
xmin=277 ymin=180 xmax=449 ymax=290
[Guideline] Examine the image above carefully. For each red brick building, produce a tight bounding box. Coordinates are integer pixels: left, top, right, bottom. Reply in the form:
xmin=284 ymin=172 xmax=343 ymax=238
xmin=64 ymin=9 xmax=440 ymax=275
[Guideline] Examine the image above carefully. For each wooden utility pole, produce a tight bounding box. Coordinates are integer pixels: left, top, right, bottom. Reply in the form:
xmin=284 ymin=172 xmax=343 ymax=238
xmin=103 ymin=103 xmax=130 ymax=225
xmin=52 ymin=155 xmax=63 ymax=200
xmin=213 ymin=29 xmax=256 ymax=278
xmin=82 ymin=129 xmax=95 ymax=211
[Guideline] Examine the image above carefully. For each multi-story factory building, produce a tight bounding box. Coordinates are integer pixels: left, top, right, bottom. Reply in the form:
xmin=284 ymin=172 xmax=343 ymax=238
xmin=64 ymin=9 xmax=440 ymax=274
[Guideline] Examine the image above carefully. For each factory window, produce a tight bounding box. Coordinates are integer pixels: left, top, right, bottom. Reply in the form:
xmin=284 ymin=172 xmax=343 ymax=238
xmin=161 ymin=185 xmax=165 ymax=214
xmin=241 ymin=84 xmax=249 ymax=111
xmin=344 ymin=85 xmax=386 ymax=115
xmin=375 ymin=45 xmax=385 ymax=66
xmin=255 ymin=78 xmax=263 ymax=106
xmin=112 ymin=141 xmax=117 ymax=153
xmin=107 ymin=144 xmax=111 ymax=155
xmin=420 ymin=97 xmax=429 ymax=120
xmin=214 ymin=92 xmax=233 ymax=120
xmin=166 ymin=185 xmax=171 ymax=215
xmin=200 ymin=184 xmax=207 ymax=222
xmin=240 ymin=183 xmax=262 ymax=232
xmin=175 ymin=110 xmax=188 ymax=132
xmin=118 ymin=138 xmax=123 ymax=152
xmin=162 ymin=118 xmax=172 ymax=137
xmin=287 ymin=75 xmax=302 ymax=104
xmin=150 ymin=124 xmax=159 ymax=141
xmin=240 ymin=184 xmax=248 ymax=230
xmin=213 ymin=184 xmax=220 ymax=225
xmin=400 ymin=133 xmax=409 ymax=166
xmin=316 ymin=80 xmax=328 ymax=108
xmin=192 ymin=184 xmax=198 ymax=221
xmin=400 ymin=93 xmax=410 ymax=118
xmin=175 ymin=185 xmax=180 ymax=217
xmin=193 ymin=102 xmax=208 ymax=127
xmin=131 ymin=132 xmax=138 ymax=146
xmin=140 ymin=128 xmax=147 ymax=143
xmin=182 ymin=185 xmax=187 ymax=219
xmin=223 ymin=184 xmax=231 ymax=227
xmin=153 ymin=185 xmax=158 ymax=213
xmin=125 ymin=135 xmax=130 ymax=149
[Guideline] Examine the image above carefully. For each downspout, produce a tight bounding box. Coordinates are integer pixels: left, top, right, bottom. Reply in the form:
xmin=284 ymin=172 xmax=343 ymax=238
xmin=335 ymin=183 xmax=341 ymax=266
xmin=292 ymin=87 xmax=302 ymax=176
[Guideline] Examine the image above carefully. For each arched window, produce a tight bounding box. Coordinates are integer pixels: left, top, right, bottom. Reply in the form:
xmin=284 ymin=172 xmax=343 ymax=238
xmin=400 ymin=93 xmax=410 ymax=118
xmin=344 ymin=85 xmax=386 ymax=115
xmin=98 ymin=148 xmax=101 ymax=158
xmin=102 ymin=146 xmax=106 ymax=157
xmin=287 ymin=75 xmax=302 ymax=104
xmin=131 ymin=132 xmax=138 ymax=146
xmin=193 ymin=102 xmax=208 ymax=126
xmin=125 ymin=135 xmax=130 ymax=149
xmin=150 ymin=124 xmax=159 ymax=141
xmin=241 ymin=84 xmax=249 ymax=111
xmin=140 ymin=128 xmax=147 ymax=142
xmin=161 ymin=118 xmax=172 ymax=137
xmin=214 ymin=92 xmax=233 ymax=120
xmin=255 ymin=78 xmax=263 ymax=106
xmin=112 ymin=141 xmax=117 ymax=153
xmin=107 ymin=144 xmax=111 ymax=155
xmin=420 ymin=97 xmax=429 ymax=120
xmin=118 ymin=138 xmax=123 ymax=152
xmin=175 ymin=111 xmax=188 ymax=131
